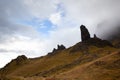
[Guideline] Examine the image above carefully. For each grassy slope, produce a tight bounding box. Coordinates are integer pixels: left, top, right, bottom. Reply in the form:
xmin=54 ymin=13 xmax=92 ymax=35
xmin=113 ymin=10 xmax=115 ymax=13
xmin=56 ymin=51 xmax=120 ymax=80
xmin=0 ymin=43 xmax=119 ymax=80
xmin=0 ymin=43 xmax=83 ymax=79
xmin=10 ymin=51 xmax=81 ymax=77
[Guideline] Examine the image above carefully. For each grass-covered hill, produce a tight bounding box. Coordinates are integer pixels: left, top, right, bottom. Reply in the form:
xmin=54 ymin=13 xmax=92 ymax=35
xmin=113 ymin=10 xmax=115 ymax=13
xmin=0 ymin=25 xmax=120 ymax=80
xmin=0 ymin=41 xmax=119 ymax=80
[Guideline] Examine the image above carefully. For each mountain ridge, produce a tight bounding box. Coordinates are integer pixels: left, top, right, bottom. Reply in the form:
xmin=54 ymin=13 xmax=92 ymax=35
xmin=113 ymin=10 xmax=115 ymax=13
xmin=0 ymin=25 xmax=120 ymax=80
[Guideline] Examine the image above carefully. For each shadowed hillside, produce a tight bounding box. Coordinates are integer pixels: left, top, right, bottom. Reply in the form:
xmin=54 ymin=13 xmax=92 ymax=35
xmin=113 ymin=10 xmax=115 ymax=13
xmin=0 ymin=25 xmax=119 ymax=80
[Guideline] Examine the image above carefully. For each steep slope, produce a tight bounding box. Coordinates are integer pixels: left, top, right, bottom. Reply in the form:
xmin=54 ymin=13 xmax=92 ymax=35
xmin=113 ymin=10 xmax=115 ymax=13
xmin=0 ymin=44 xmax=119 ymax=80
xmin=0 ymin=25 xmax=119 ymax=80
xmin=55 ymin=51 xmax=120 ymax=80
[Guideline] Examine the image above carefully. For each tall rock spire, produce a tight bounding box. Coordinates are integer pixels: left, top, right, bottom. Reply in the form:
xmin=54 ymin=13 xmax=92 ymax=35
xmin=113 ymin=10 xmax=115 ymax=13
xmin=80 ymin=25 xmax=90 ymax=41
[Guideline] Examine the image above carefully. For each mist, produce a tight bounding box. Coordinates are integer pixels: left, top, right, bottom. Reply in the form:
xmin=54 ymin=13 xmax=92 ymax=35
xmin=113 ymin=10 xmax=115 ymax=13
xmin=61 ymin=0 xmax=120 ymax=40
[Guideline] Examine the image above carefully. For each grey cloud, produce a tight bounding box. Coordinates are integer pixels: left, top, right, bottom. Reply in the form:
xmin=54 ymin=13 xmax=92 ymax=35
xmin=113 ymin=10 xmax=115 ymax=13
xmin=61 ymin=0 xmax=120 ymax=39
xmin=0 ymin=49 xmax=33 ymax=53
xmin=0 ymin=0 xmax=40 ymax=43
xmin=0 ymin=0 xmax=120 ymax=50
xmin=0 ymin=49 xmax=20 ymax=53
xmin=0 ymin=0 xmax=59 ymax=44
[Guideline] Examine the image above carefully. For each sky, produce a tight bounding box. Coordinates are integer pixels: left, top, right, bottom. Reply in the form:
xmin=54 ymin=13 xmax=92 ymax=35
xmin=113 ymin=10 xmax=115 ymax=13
xmin=0 ymin=0 xmax=120 ymax=68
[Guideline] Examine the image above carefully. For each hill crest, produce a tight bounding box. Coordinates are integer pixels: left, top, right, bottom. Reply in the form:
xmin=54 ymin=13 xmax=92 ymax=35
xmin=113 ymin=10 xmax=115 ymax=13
xmin=0 ymin=25 xmax=119 ymax=80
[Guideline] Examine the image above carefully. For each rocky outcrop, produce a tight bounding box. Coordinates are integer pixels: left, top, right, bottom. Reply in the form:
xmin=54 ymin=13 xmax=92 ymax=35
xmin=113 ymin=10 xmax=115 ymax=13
xmin=57 ymin=45 xmax=66 ymax=51
xmin=15 ymin=55 xmax=27 ymax=65
xmin=52 ymin=44 xmax=66 ymax=53
xmin=3 ymin=55 xmax=28 ymax=67
xmin=48 ymin=44 xmax=66 ymax=56
xmin=80 ymin=25 xmax=90 ymax=41
xmin=80 ymin=25 xmax=113 ymax=47
xmin=94 ymin=34 xmax=98 ymax=39
xmin=87 ymin=38 xmax=113 ymax=47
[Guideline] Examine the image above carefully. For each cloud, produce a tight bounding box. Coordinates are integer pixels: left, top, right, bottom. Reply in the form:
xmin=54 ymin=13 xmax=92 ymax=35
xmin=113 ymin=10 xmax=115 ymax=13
xmin=61 ymin=0 xmax=120 ymax=38
xmin=23 ymin=0 xmax=59 ymax=19
xmin=0 ymin=0 xmax=59 ymax=67
xmin=49 ymin=12 xmax=62 ymax=25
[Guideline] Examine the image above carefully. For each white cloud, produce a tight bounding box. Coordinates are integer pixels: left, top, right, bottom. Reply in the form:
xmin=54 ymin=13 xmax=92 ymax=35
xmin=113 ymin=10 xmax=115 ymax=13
xmin=49 ymin=12 xmax=62 ymax=25
xmin=23 ymin=0 xmax=59 ymax=19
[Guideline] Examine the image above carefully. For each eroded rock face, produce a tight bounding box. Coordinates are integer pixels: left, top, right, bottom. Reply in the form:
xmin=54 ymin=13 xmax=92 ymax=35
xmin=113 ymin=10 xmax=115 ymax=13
xmin=80 ymin=25 xmax=113 ymax=47
xmin=57 ymin=44 xmax=66 ymax=51
xmin=48 ymin=44 xmax=66 ymax=56
xmin=80 ymin=25 xmax=90 ymax=41
xmin=52 ymin=44 xmax=66 ymax=53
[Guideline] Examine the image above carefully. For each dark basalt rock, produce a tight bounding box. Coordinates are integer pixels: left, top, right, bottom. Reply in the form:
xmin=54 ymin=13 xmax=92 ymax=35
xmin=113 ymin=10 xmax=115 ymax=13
xmin=52 ymin=48 xmax=57 ymax=52
xmin=86 ymin=37 xmax=113 ymax=47
xmin=80 ymin=25 xmax=113 ymax=47
xmin=57 ymin=44 xmax=66 ymax=51
xmin=48 ymin=44 xmax=66 ymax=56
xmin=94 ymin=34 xmax=97 ymax=39
xmin=52 ymin=44 xmax=66 ymax=53
xmin=80 ymin=25 xmax=90 ymax=41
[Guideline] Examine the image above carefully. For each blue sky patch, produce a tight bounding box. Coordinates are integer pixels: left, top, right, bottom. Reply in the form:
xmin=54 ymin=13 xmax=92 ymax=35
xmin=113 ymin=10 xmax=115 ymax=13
xmin=37 ymin=19 xmax=54 ymax=34
xmin=17 ymin=18 xmax=54 ymax=34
